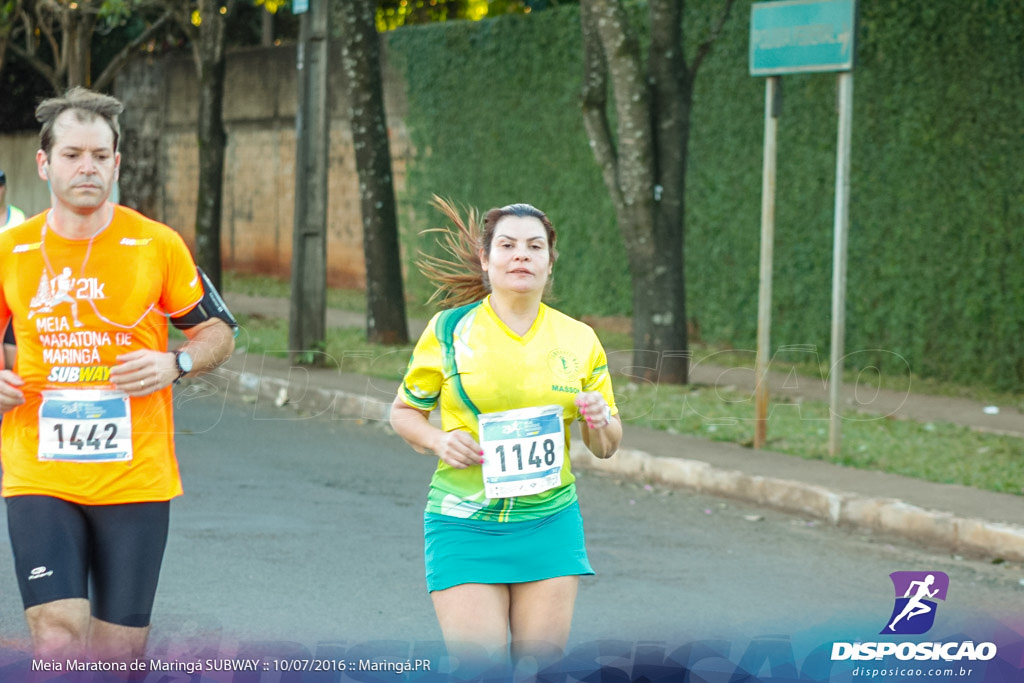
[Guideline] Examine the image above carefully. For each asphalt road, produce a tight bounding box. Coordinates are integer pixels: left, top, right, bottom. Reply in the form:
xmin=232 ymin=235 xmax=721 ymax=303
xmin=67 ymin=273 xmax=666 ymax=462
xmin=0 ymin=384 xmax=1021 ymax=679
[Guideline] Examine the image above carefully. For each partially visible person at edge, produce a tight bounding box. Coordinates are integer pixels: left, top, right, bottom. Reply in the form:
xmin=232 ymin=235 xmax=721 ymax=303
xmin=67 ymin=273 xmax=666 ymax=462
xmin=389 ymin=197 xmax=622 ymax=667
xmin=0 ymin=169 xmax=27 ymax=231
xmin=0 ymin=87 xmax=237 ymax=663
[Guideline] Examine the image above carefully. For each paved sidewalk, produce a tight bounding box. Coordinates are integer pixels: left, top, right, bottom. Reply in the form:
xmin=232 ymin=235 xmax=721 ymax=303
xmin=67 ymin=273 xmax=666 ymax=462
xmin=216 ymin=294 xmax=1024 ymax=563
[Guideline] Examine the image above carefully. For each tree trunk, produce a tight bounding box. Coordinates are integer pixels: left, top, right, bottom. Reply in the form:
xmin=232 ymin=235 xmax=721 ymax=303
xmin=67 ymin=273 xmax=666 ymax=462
xmin=339 ymin=0 xmax=409 ymax=346
xmin=194 ymin=0 xmax=228 ymax=290
xmin=67 ymin=10 xmax=96 ymax=88
xmin=644 ymin=0 xmax=690 ymax=384
xmin=288 ymin=0 xmax=329 ymax=364
xmin=261 ymin=8 xmax=274 ymax=47
xmin=117 ymin=55 xmax=165 ymax=218
xmin=580 ymin=0 xmax=688 ymax=383
xmin=580 ymin=0 xmax=734 ymax=384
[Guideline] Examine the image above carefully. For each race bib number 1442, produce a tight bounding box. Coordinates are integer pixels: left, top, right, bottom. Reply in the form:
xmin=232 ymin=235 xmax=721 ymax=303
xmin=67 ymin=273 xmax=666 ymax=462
xmin=38 ymin=390 xmax=133 ymax=463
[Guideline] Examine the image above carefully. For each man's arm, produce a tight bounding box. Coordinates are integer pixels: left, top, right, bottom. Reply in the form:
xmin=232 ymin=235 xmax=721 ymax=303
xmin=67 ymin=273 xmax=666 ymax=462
xmin=175 ymin=317 xmax=236 ymax=379
xmin=0 ymin=317 xmax=24 ymax=414
xmin=108 ymin=318 xmax=235 ymax=397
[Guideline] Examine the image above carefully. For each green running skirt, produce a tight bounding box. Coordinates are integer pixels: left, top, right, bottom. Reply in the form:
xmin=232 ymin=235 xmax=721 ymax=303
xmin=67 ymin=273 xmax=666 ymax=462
xmin=423 ymin=501 xmax=594 ymax=592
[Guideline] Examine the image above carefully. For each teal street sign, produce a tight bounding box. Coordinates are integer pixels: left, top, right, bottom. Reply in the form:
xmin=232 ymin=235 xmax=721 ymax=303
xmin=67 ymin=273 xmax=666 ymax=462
xmin=750 ymin=0 xmax=856 ymax=76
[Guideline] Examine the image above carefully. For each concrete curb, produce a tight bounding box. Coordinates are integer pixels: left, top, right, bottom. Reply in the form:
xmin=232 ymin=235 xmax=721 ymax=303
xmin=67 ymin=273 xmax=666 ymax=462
xmin=224 ymin=357 xmax=393 ymax=422
xmin=211 ymin=356 xmax=1024 ymax=564
xmin=568 ymin=445 xmax=1024 ymax=563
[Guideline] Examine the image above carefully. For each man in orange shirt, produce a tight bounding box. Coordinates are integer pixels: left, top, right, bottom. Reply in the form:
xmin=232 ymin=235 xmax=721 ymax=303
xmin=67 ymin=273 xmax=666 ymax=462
xmin=0 ymin=88 xmax=236 ymax=662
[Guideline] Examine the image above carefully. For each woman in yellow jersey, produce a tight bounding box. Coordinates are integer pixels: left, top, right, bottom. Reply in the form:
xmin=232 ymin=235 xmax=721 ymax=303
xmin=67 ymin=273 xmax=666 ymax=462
xmin=390 ymin=197 xmax=622 ymax=667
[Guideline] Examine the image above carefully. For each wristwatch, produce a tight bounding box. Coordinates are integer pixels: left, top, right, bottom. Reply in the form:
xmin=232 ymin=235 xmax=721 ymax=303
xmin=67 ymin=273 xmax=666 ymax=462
xmin=173 ymin=349 xmax=194 ymax=383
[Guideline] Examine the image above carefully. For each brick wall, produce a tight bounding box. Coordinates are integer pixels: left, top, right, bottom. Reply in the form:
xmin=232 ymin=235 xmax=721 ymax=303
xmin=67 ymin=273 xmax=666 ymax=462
xmin=115 ymin=41 xmax=412 ymax=288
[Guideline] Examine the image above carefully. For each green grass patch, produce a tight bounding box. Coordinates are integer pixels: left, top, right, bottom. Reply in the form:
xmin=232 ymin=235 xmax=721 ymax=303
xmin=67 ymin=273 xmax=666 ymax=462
xmin=224 ymin=272 xmax=435 ymax=320
xmin=225 ymin=272 xmax=369 ymax=312
xmin=616 ymin=381 xmax=1024 ymax=496
xmin=594 ymin=328 xmax=1024 ymax=413
xmin=234 ymin=313 xmax=414 ymax=382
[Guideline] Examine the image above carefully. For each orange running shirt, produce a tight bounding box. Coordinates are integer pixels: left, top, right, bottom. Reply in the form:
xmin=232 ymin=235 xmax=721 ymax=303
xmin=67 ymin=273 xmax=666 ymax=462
xmin=0 ymin=206 xmax=204 ymax=504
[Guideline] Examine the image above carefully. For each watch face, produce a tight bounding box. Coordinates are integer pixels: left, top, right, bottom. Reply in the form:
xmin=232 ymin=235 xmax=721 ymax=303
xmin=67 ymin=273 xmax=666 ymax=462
xmin=178 ymin=350 xmax=194 ymax=373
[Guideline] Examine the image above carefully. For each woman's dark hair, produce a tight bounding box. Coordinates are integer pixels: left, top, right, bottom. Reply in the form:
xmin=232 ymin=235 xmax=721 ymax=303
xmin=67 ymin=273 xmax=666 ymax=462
xmin=418 ymin=196 xmax=558 ymax=308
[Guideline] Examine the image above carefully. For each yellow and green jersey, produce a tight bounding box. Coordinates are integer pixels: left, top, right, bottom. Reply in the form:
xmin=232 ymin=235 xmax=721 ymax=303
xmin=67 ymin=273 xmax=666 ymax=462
xmin=398 ymin=296 xmax=617 ymax=522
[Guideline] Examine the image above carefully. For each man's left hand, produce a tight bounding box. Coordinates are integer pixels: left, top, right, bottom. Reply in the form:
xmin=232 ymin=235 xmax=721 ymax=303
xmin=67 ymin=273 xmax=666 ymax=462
xmin=109 ymin=350 xmax=176 ymax=397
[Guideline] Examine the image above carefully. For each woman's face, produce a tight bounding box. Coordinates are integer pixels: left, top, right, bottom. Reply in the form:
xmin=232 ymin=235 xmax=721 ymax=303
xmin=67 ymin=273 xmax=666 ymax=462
xmin=481 ymin=215 xmax=552 ymax=297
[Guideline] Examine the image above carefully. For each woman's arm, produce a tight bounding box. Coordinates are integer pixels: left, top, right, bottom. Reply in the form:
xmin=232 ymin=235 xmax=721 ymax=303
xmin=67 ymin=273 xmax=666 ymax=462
xmin=389 ymin=396 xmax=484 ymax=469
xmin=575 ymin=391 xmax=621 ymax=459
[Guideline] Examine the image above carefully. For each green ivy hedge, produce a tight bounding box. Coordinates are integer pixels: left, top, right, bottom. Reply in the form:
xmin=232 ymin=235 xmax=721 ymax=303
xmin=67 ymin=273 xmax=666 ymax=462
xmin=387 ymin=8 xmax=628 ymax=319
xmin=387 ymin=1 xmax=1024 ymax=391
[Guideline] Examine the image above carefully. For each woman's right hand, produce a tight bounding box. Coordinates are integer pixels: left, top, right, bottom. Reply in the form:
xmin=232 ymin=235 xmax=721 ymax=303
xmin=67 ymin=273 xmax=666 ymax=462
xmin=389 ymin=398 xmax=483 ymax=468
xmin=433 ymin=430 xmax=484 ymax=469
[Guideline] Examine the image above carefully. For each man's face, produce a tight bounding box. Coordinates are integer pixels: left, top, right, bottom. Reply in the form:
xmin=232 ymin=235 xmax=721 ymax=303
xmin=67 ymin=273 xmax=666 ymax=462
xmin=0 ymin=183 xmax=6 ymax=207
xmin=37 ymin=110 xmax=120 ymax=213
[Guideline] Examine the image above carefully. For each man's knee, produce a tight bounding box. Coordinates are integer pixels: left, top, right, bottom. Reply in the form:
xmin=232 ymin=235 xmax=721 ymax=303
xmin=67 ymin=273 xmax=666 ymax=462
xmin=26 ymin=598 xmax=91 ymax=658
xmin=89 ymin=618 xmax=151 ymax=662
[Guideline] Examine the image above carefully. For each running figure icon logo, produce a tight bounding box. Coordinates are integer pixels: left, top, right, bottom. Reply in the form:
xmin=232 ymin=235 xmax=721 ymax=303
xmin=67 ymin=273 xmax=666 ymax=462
xmin=880 ymin=571 xmax=950 ymax=635
xmin=28 ymin=267 xmax=87 ymax=327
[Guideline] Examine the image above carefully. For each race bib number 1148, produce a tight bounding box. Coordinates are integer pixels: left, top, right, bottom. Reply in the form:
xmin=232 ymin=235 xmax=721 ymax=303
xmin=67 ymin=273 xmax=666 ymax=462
xmin=478 ymin=405 xmax=565 ymax=499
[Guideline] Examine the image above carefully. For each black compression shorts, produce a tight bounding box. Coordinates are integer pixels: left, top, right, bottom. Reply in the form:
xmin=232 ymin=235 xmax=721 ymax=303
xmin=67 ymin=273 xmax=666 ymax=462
xmin=5 ymin=495 xmax=170 ymax=627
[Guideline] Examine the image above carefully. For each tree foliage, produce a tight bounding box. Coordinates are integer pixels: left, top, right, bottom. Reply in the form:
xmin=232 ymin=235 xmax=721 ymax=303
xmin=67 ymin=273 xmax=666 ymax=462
xmin=2 ymin=0 xmax=175 ymax=93
xmin=0 ymin=0 xmax=297 ymax=132
xmin=0 ymin=0 xmax=550 ymax=130
xmin=375 ymin=0 xmax=568 ymax=31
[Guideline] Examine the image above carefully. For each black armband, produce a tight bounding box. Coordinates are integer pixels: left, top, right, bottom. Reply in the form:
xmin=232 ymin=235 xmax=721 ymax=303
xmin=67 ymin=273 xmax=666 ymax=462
xmin=171 ymin=267 xmax=238 ymax=332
